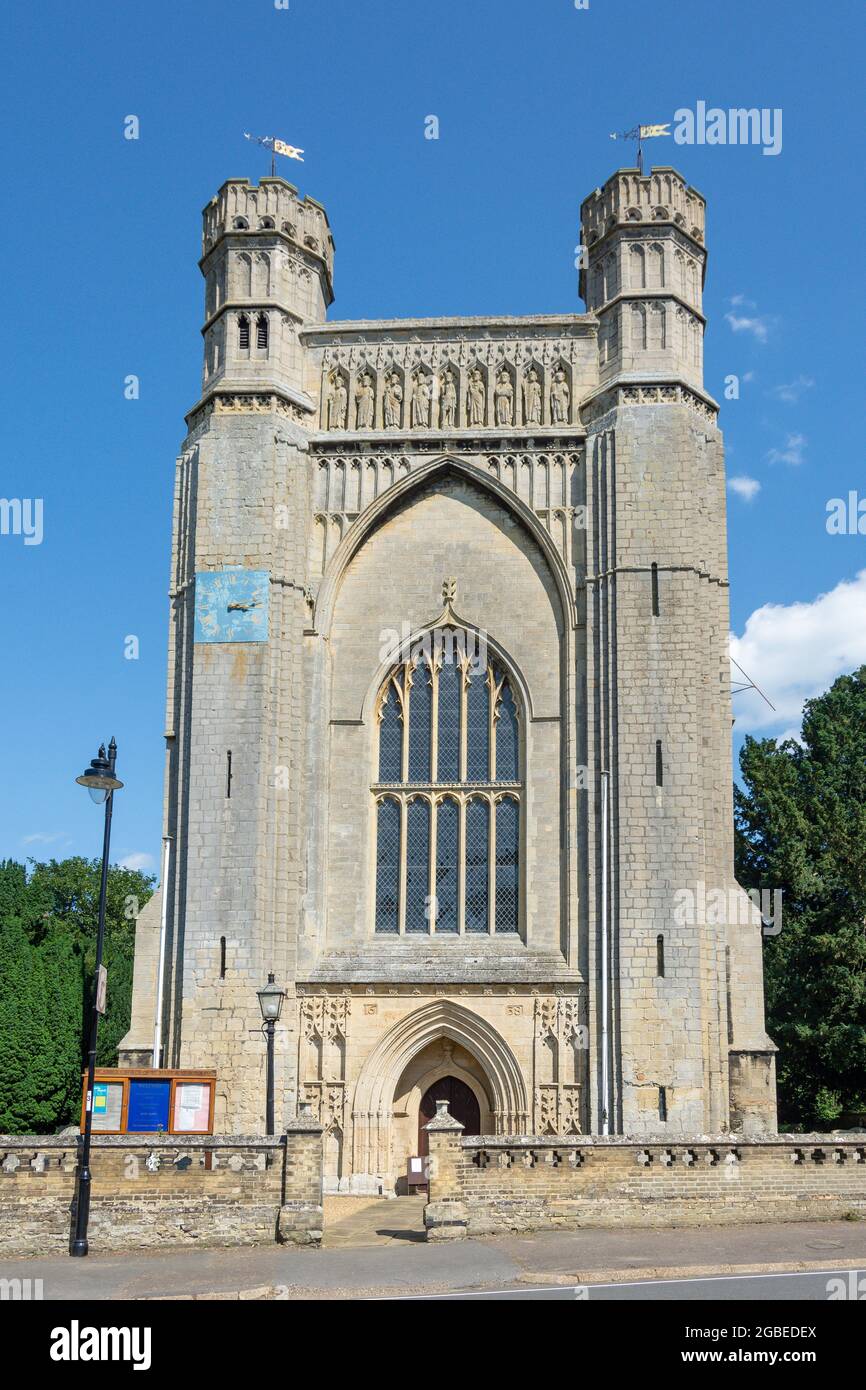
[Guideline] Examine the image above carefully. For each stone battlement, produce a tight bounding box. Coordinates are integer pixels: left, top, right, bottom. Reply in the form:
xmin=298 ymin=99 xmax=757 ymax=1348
xmin=580 ymin=166 xmax=706 ymax=247
xmin=202 ymin=176 xmax=334 ymax=284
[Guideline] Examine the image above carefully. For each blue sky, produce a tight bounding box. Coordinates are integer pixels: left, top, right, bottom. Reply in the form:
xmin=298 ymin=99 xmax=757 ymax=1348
xmin=1 ymin=0 xmax=863 ymax=874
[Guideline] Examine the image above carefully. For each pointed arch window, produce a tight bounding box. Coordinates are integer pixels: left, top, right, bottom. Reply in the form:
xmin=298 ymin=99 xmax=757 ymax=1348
xmin=238 ymin=313 xmax=250 ymax=351
xmin=373 ymin=627 xmax=522 ymax=935
xmin=256 ymin=312 xmax=269 ymax=351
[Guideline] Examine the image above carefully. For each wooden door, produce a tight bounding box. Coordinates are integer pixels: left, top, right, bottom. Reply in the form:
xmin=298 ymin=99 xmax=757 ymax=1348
xmin=418 ymin=1075 xmax=481 ymax=1155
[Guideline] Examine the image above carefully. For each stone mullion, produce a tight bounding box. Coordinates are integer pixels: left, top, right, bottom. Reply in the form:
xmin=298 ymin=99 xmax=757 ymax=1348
xmin=400 ymin=664 xmax=410 ymax=783
xmin=488 ymin=665 xmax=497 ymax=783
xmin=488 ymin=794 xmax=497 ymax=934
xmin=458 ymin=663 xmax=468 ymax=782
xmin=428 ymin=796 xmax=438 ymax=934
xmin=458 ymin=795 xmax=466 ymax=936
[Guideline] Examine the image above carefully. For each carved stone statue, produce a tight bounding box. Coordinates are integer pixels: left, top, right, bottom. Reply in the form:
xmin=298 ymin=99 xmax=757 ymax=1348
xmin=383 ymin=371 xmax=403 ymax=428
xmin=327 ymin=371 xmax=348 ymax=429
xmin=439 ymin=369 xmax=457 ymax=428
xmin=523 ymin=367 xmax=542 ymax=425
xmin=411 ymin=372 xmax=431 ymax=428
xmin=551 ymin=368 xmax=570 ymax=424
xmin=355 ymin=372 xmax=374 ymax=429
xmin=494 ymin=368 xmax=513 ymax=426
xmin=468 ymin=368 xmax=486 ymax=427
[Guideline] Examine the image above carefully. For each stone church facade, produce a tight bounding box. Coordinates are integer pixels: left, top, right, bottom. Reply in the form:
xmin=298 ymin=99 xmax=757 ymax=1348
xmin=120 ymin=165 xmax=777 ymax=1192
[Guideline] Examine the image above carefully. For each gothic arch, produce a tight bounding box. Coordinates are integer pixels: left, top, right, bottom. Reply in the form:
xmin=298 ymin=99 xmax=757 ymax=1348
xmin=312 ymin=454 xmax=576 ymax=638
xmin=351 ymin=1000 xmax=529 ymax=1185
xmin=361 ymin=613 xmax=535 ymax=725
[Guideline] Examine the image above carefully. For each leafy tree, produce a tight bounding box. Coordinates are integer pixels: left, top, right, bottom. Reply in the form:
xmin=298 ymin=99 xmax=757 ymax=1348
xmin=0 ymin=919 xmax=56 ymax=1131
xmin=735 ymin=666 xmax=866 ymax=1128
xmin=0 ymin=856 xmax=154 ymax=1133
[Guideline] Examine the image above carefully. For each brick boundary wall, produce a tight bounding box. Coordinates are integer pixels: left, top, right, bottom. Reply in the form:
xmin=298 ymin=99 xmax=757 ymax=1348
xmin=423 ymin=1127 xmax=866 ymax=1240
xmin=0 ymin=1116 xmax=324 ymax=1257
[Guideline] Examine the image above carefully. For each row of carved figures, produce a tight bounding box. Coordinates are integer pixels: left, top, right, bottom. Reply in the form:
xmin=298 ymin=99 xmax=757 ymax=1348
xmin=324 ymin=363 xmax=572 ymax=431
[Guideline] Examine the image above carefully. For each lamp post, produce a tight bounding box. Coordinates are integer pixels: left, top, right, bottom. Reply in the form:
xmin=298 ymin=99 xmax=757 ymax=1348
xmin=256 ymin=973 xmax=285 ymax=1136
xmin=71 ymin=738 xmax=123 ymax=1257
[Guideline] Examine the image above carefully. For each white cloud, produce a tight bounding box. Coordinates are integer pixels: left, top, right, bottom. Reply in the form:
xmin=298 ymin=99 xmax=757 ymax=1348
xmin=21 ymin=832 xmax=68 ymax=846
xmin=728 ymin=475 xmax=761 ymax=502
xmin=730 ymin=570 xmax=866 ymax=735
xmin=725 ymin=311 xmax=771 ymax=342
xmin=730 ymin=293 xmax=756 ymax=309
xmin=769 ymin=375 xmax=814 ymax=404
xmin=119 ymin=852 xmax=156 ymax=871
xmin=766 ymin=432 xmax=806 ymax=466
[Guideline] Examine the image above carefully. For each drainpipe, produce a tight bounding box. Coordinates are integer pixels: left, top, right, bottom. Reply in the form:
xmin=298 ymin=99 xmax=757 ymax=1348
xmin=600 ymin=770 xmax=610 ymax=1135
xmin=152 ymin=835 xmax=172 ymax=1068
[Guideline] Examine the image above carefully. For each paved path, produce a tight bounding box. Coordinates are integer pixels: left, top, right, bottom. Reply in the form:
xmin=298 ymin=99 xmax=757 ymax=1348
xmin=323 ymin=1196 xmax=426 ymax=1248
xmin=2 ymin=1219 xmax=864 ymax=1300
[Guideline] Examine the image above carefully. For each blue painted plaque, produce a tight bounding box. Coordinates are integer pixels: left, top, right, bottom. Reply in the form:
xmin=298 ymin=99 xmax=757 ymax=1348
xmin=126 ymin=1079 xmax=171 ymax=1132
xmin=194 ymin=569 xmax=269 ymax=643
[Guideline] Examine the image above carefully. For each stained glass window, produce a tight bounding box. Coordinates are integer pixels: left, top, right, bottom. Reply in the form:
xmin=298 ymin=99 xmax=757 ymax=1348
xmin=435 ymin=797 xmax=459 ymax=932
xmin=405 ymin=798 xmax=430 ymax=934
xmin=407 ymin=661 xmax=432 ymax=782
xmin=378 ymin=685 xmax=402 ymax=783
xmin=466 ymin=668 xmax=489 ymax=781
xmin=465 ymin=798 xmax=490 ymax=933
xmin=495 ymin=796 xmax=519 ymax=933
xmin=495 ymin=680 xmax=519 ymax=781
xmin=375 ymin=798 xmax=400 ymax=934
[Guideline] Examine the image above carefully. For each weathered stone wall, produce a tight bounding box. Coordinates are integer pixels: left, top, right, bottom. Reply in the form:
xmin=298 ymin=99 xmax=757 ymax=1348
xmin=0 ymin=1122 xmax=323 ymax=1257
xmin=424 ymin=1130 xmax=866 ymax=1239
xmin=121 ymin=164 xmax=779 ymax=1190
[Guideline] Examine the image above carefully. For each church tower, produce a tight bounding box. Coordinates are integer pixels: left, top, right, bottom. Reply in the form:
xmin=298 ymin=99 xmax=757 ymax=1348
xmin=120 ymin=166 xmax=776 ymax=1183
xmin=580 ymin=168 xmax=776 ymax=1136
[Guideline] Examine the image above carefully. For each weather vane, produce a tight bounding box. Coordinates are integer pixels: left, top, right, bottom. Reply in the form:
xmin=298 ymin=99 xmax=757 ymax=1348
xmin=243 ymin=131 xmax=304 ymax=177
xmin=609 ymin=122 xmax=671 ymax=175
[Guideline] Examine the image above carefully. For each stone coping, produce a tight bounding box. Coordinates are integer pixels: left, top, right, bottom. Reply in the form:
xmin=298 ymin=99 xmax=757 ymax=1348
xmin=0 ymin=1134 xmax=289 ymax=1150
xmin=458 ymin=1132 xmax=866 ymax=1149
xmin=302 ymin=314 xmax=597 ymax=336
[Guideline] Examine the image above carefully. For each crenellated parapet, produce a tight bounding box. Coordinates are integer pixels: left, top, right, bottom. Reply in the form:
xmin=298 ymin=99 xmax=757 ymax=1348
xmin=202 ymin=177 xmax=334 ymax=289
xmin=580 ymin=166 xmax=705 ymax=250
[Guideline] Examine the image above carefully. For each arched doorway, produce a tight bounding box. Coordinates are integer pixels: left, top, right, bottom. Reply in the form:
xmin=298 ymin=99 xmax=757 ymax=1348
xmin=418 ymin=1075 xmax=481 ymax=1155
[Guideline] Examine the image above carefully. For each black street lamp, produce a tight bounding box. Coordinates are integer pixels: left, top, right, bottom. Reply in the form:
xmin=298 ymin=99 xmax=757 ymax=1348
xmin=256 ymin=973 xmax=285 ymax=1136
xmin=70 ymin=738 xmax=123 ymax=1257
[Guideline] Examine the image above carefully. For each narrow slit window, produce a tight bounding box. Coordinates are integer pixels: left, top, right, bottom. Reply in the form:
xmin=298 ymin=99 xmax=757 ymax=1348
xmin=238 ymin=314 xmax=250 ymax=351
xmin=651 ymin=562 xmax=659 ymax=616
xmin=219 ymin=937 xmax=226 ymax=979
xmin=655 ymin=739 xmax=663 ymax=786
xmin=656 ymin=933 xmax=665 ymax=977
xmin=226 ymin=750 xmax=232 ymax=798
xmin=658 ymin=1086 xmax=668 ymax=1122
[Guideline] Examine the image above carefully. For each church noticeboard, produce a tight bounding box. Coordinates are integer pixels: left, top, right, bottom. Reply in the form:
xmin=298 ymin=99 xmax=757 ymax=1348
xmin=81 ymin=1070 xmax=216 ymax=1135
xmin=91 ymin=1081 xmax=124 ymax=1132
xmin=126 ymin=1079 xmax=171 ymax=1132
